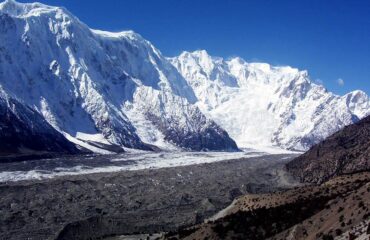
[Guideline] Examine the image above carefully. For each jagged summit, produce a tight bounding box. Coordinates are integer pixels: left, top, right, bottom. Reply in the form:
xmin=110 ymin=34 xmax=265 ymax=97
xmin=171 ymin=50 xmax=370 ymax=151
xmin=0 ymin=0 xmax=63 ymax=17
xmin=0 ymin=0 xmax=238 ymax=153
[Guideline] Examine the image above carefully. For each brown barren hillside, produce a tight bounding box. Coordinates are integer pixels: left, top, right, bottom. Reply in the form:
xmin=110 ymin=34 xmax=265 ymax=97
xmin=286 ymin=115 xmax=370 ymax=184
xmin=164 ymin=172 xmax=370 ymax=240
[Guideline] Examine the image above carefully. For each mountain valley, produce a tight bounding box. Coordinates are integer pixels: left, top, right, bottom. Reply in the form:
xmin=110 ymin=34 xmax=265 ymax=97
xmin=0 ymin=1 xmax=369 ymax=240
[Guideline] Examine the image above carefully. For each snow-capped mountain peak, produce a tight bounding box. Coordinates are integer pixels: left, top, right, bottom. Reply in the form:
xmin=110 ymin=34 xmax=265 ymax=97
xmin=0 ymin=0 xmax=368 ymax=153
xmin=0 ymin=0 xmax=238 ymax=153
xmin=0 ymin=0 xmax=68 ymax=18
xmin=171 ymin=50 xmax=370 ymax=151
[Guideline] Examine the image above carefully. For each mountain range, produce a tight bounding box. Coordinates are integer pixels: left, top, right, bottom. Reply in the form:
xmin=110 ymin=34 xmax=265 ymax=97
xmin=170 ymin=51 xmax=369 ymax=151
xmin=0 ymin=0 xmax=369 ymax=155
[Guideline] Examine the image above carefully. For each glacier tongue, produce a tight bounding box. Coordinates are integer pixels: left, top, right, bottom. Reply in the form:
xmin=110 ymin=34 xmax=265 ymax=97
xmin=170 ymin=50 xmax=370 ymax=151
xmin=0 ymin=1 xmax=238 ymax=152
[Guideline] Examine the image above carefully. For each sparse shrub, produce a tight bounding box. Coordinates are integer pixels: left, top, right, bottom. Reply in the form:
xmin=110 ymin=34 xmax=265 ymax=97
xmin=322 ymin=233 xmax=334 ymax=240
xmin=362 ymin=212 xmax=370 ymax=220
xmin=335 ymin=228 xmax=342 ymax=236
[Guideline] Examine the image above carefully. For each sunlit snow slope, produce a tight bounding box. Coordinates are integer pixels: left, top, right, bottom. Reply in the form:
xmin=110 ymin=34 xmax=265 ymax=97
xmin=170 ymin=50 xmax=370 ymax=151
xmin=0 ymin=0 xmax=238 ymax=152
xmin=0 ymin=0 xmax=368 ymax=153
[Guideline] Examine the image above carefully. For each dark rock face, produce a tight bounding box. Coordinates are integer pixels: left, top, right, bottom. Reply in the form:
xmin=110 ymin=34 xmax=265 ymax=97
xmin=0 ymin=95 xmax=80 ymax=156
xmin=166 ymin=125 xmax=239 ymax=151
xmin=286 ymin=115 xmax=370 ymax=183
xmin=146 ymin=113 xmax=239 ymax=151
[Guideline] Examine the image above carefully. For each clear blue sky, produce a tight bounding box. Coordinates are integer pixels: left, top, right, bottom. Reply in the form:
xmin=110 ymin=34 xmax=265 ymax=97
xmin=17 ymin=0 xmax=370 ymax=95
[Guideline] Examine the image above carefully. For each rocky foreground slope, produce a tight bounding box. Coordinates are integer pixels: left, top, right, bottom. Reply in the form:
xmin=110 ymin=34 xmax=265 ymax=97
xmin=286 ymin=115 xmax=370 ymax=183
xmin=165 ymin=172 xmax=370 ymax=240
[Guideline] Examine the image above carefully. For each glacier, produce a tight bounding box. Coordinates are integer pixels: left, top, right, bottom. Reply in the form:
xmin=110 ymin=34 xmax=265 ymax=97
xmin=0 ymin=150 xmax=271 ymax=182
